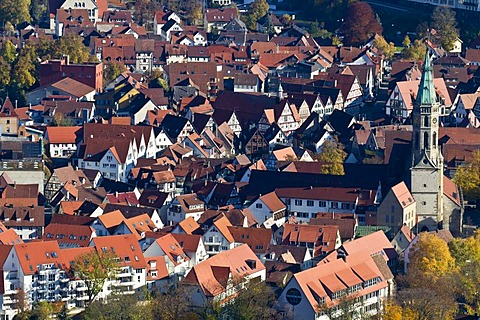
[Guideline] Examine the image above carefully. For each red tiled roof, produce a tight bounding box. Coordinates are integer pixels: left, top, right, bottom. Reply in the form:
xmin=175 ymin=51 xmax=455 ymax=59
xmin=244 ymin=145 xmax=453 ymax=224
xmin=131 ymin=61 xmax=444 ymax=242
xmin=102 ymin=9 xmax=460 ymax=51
xmin=390 ymin=182 xmax=415 ymax=208
xmin=43 ymin=223 xmax=94 ymax=247
xmin=46 ymin=126 xmax=81 ymax=144
xmin=183 ymin=244 xmax=264 ymax=299
xmin=228 ymin=226 xmax=272 ymax=254
xmin=91 ymin=234 xmax=146 ymax=268
xmin=258 ymin=192 xmax=286 ymax=213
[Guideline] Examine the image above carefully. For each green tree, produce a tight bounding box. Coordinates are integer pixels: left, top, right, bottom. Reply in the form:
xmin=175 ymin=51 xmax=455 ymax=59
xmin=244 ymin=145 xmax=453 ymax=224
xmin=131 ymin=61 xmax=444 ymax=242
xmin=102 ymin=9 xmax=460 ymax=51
xmin=449 ymin=231 xmax=480 ymax=314
xmin=83 ymin=293 xmax=152 ymax=320
xmin=449 ymin=230 xmax=480 ymax=268
xmin=453 ymin=150 xmax=480 ymax=202
xmin=0 ymin=57 xmax=11 ymax=89
xmin=402 ymin=35 xmax=411 ymax=48
xmin=57 ymin=34 xmax=96 ymax=63
xmin=432 ymin=6 xmax=459 ymax=51
xmin=373 ymin=35 xmax=396 ymax=60
xmin=381 ymin=299 xmax=419 ymax=320
xmin=3 ymin=21 xmax=15 ymax=36
xmin=408 ymin=232 xmax=457 ymax=283
xmin=458 ymin=259 xmax=480 ymax=314
xmin=152 ymin=285 xmax=195 ymax=320
xmin=416 ymin=21 xmax=430 ymax=40
xmin=314 ymin=139 xmax=346 ymax=175
xmin=1 ymin=40 xmax=17 ymax=64
xmin=50 ymin=113 xmax=73 ymax=127
xmin=399 ymin=232 xmax=459 ymax=319
xmin=402 ymin=39 xmax=426 ymax=61
xmin=395 ymin=283 xmax=458 ymax=320
xmin=11 ymin=45 xmax=37 ymax=89
xmin=242 ymin=0 xmax=269 ymax=30
xmin=104 ymin=61 xmax=127 ymax=86
xmin=340 ymin=2 xmax=382 ymax=46
xmin=0 ymin=0 xmax=31 ymax=25
xmin=56 ymin=304 xmax=70 ymax=320
xmin=30 ymin=0 xmax=47 ymax=23
xmin=224 ymin=279 xmax=278 ymax=319
xmin=72 ymin=250 xmax=120 ymax=305
xmin=31 ymin=301 xmax=53 ymax=320
xmin=332 ymin=36 xmax=343 ymax=46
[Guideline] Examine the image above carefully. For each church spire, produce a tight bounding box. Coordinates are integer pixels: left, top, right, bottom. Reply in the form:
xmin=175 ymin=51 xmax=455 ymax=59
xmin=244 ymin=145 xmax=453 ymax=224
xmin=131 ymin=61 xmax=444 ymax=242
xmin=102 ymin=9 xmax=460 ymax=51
xmin=416 ymin=50 xmax=437 ymax=106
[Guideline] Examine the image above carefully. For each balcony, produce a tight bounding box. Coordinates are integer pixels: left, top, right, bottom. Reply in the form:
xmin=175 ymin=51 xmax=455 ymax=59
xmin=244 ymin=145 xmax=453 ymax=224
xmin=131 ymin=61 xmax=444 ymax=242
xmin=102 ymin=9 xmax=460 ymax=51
xmin=76 ymin=286 xmax=88 ymax=292
xmin=4 ymin=287 xmax=18 ymax=295
xmin=3 ymin=295 xmax=18 ymax=304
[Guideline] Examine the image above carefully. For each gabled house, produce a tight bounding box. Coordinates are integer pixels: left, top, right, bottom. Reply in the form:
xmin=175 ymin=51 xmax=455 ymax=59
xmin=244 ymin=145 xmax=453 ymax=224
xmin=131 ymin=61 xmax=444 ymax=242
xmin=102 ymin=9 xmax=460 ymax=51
xmin=391 ymin=225 xmax=415 ymax=255
xmin=160 ymin=19 xmax=183 ymax=42
xmin=0 ymin=98 xmax=19 ymax=136
xmin=234 ymin=125 xmax=268 ymax=156
xmin=376 ymin=181 xmax=416 ymax=232
xmin=45 ymin=126 xmax=82 ymax=159
xmin=26 ymin=77 xmax=96 ymax=105
xmin=204 ymin=8 xmax=238 ymax=33
xmin=282 ymin=224 xmax=341 ymax=259
xmin=172 ymin=233 xmax=208 ymax=267
xmin=247 ymin=192 xmax=287 ymax=228
xmin=90 ymin=235 xmax=147 ymax=300
xmin=293 ymin=114 xmax=334 ymax=153
xmin=183 ymin=244 xmax=266 ymax=306
xmin=263 ymin=123 xmax=290 ymax=151
xmin=154 ymin=10 xmax=181 ymax=36
xmin=228 ymin=226 xmax=273 ymax=260
xmin=202 ymin=213 xmax=234 ymax=256
xmin=143 ymin=233 xmax=191 ymax=278
xmin=167 ymin=194 xmax=205 ymax=225
xmin=160 ymin=114 xmax=195 ymax=143
xmin=265 ymin=147 xmax=298 ymax=171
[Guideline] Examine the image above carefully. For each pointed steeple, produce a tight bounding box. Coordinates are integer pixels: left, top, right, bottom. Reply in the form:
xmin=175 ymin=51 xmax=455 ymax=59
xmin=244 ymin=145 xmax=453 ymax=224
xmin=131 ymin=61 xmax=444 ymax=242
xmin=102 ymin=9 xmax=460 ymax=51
xmin=416 ymin=50 xmax=437 ymax=106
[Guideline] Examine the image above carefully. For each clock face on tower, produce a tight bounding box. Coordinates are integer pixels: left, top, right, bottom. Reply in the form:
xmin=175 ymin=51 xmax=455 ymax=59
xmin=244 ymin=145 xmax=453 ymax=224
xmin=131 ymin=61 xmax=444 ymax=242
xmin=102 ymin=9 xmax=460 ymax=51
xmin=432 ymin=118 xmax=437 ymax=125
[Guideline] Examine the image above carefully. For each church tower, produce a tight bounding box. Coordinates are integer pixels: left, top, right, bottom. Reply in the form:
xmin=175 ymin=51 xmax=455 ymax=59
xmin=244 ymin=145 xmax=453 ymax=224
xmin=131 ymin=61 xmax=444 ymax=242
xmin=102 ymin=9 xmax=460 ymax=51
xmin=410 ymin=51 xmax=444 ymax=232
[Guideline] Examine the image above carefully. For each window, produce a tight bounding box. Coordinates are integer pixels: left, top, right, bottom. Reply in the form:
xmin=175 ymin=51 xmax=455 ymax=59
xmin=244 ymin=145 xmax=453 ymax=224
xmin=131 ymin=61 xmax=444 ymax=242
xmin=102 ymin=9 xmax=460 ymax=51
xmin=424 ymin=132 xmax=429 ymax=150
xmin=319 ymin=201 xmax=326 ymax=207
xmin=386 ymin=215 xmax=389 ymax=223
xmin=424 ymin=115 xmax=429 ymax=127
xmin=307 ymin=200 xmax=314 ymax=207
xmin=331 ymin=202 xmax=338 ymax=209
xmin=256 ymin=203 xmax=263 ymax=209
xmin=285 ymin=288 xmax=302 ymax=306
xmin=391 ymin=205 xmax=395 ymax=213
xmin=294 ymin=199 xmax=302 ymax=206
